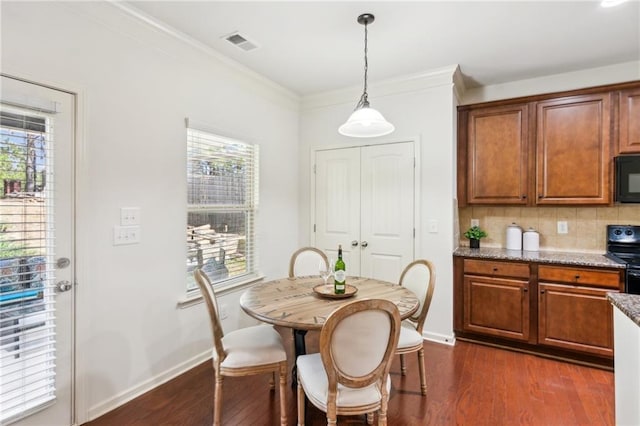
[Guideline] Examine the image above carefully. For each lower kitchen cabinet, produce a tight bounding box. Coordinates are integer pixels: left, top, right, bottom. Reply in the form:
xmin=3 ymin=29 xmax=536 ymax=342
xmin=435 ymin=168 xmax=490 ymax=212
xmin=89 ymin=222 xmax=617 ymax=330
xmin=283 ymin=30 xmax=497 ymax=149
xmin=538 ymin=283 xmax=614 ymax=357
xmin=454 ymin=256 xmax=624 ymax=366
xmin=462 ymin=259 xmax=530 ymax=342
xmin=537 ymin=264 xmax=619 ymax=357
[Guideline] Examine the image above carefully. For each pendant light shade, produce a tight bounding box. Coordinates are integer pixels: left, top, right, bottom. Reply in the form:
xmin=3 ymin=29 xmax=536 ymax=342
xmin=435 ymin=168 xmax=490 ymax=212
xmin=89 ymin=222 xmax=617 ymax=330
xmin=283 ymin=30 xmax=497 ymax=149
xmin=339 ymin=13 xmax=394 ymax=138
xmin=338 ymin=105 xmax=395 ymax=138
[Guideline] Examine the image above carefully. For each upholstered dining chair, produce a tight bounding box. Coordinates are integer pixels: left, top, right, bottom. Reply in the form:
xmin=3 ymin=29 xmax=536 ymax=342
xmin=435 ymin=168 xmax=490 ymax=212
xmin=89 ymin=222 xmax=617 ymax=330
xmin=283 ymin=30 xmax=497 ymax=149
xmin=395 ymin=259 xmax=436 ymax=396
xmin=194 ymin=269 xmax=288 ymax=426
xmin=289 ymin=246 xmax=329 ymax=278
xmin=296 ymin=299 xmax=401 ymax=426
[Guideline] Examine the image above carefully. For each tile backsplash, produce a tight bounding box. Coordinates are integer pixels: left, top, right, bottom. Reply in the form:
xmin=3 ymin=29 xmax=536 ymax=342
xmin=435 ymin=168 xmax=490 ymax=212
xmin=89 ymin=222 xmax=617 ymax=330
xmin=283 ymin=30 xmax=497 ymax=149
xmin=458 ymin=206 xmax=640 ymax=253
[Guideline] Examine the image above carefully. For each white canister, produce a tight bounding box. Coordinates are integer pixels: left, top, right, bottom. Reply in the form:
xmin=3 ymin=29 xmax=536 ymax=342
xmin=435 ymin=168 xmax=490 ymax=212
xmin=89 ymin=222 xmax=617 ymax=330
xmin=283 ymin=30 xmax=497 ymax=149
xmin=523 ymin=228 xmax=540 ymax=252
xmin=506 ymin=223 xmax=523 ymax=250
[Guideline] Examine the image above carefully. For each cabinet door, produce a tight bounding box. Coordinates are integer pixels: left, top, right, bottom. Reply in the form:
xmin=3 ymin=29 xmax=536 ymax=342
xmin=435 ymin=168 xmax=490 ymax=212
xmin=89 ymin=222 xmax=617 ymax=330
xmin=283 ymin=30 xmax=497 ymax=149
xmin=463 ymin=275 xmax=530 ymax=342
xmin=618 ymin=87 xmax=640 ymax=154
xmin=538 ymin=283 xmax=615 ymax=357
xmin=466 ymin=104 xmax=529 ymax=204
xmin=536 ymin=93 xmax=612 ymax=204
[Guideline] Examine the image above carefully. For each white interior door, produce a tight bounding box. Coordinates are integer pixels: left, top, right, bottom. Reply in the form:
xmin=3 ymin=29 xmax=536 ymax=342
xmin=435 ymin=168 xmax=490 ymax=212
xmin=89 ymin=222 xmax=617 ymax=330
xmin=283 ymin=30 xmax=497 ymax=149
xmin=0 ymin=75 xmax=75 ymax=425
xmin=314 ymin=147 xmax=361 ymax=274
xmin=314 ymin=142 xmax=414 ymax=282
xmin=360 ymin=142 xmax=415 ymax=282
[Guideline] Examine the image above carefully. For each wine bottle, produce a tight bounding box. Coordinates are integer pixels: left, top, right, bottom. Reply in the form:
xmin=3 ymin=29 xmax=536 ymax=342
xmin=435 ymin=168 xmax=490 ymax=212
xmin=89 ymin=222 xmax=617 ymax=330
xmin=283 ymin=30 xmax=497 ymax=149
xmin=334 ymin=245 xmax=346 ymax=294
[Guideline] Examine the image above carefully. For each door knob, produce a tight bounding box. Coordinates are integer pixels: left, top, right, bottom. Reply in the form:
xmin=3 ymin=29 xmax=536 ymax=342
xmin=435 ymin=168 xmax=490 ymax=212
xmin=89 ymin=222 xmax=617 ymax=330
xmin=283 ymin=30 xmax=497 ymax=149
xmin=351 ymin=240 xmax=359 ymax=247
xmin=56 ymin=280 xmax=73 ymax=292
xmin=361 ymin=241 xmax=368 ymax=248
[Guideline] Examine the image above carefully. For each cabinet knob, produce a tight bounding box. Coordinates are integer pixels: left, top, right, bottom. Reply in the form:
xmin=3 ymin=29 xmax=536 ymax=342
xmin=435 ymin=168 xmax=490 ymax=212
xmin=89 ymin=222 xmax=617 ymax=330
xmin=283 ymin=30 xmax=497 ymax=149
xmin=523 ymin=287 xmax=528 ymax=292
xmin=540 ymin=289 xmax=546 ymax=294
xmin=522 ymin=195 xmax=527 ymax=199
xmin=574 ymin=275 xmax=580 ymax=280
xmin=492 ymin=267 xmax=498 ymax=272
xmin=538 ymin=194 xmax=543 ymax=199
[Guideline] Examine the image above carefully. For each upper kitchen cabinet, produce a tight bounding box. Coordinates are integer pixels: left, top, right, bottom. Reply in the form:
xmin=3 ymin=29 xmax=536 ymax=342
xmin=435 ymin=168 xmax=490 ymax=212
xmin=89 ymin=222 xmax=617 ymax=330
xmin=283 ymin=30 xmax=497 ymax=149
xmin=462 ymin=104 xmax=530 ymax=205
xmin=458 ymin=82 xmax=640 ymax=206
xmin=535 ymin=93 xmax=611 ymax=205
xmin=617 ymin=87 xmax=640 ymax=154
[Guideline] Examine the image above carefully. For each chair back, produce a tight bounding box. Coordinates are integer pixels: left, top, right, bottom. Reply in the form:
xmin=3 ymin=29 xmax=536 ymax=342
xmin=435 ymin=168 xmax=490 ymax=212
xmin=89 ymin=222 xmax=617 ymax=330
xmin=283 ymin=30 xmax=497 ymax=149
xmin=319 ymin=299 xmax=400 ymax=391
xmin=399 ymin=259 xmax=435 ymax=334
xmin=194 ymin=268 xmax=226 ymax=362
xmin=288 ymin=247 xmax=329 ymax=278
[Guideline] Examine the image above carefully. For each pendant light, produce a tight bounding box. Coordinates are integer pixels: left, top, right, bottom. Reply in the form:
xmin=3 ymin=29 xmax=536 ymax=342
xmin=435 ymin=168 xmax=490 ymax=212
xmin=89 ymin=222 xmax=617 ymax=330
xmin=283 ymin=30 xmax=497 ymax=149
xmin=338 ymin=13 xmax=395 ymax=138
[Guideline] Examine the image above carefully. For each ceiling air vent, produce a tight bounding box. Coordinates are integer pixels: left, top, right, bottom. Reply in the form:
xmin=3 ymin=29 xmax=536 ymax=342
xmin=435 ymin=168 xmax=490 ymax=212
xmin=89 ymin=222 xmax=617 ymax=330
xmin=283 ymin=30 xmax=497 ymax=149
xmin=223 ymin=32 xmax=259 ymax=51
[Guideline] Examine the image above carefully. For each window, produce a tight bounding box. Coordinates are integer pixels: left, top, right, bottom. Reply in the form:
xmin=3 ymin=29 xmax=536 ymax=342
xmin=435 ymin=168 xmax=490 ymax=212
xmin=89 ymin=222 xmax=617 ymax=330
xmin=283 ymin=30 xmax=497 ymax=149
xmin=186 ymin=126 xmax=258 ymax=292
xmin=1 ymin=109 xmax=56 ymax=421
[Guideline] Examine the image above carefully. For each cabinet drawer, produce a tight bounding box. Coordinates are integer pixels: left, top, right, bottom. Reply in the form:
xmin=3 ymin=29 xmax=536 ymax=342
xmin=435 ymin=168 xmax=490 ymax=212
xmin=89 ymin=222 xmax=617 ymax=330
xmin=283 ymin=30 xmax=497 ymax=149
xmin=463 ymin=259 xmax=529 ymax=279
xmin=538 ymin=265 xmax=621 ymax=289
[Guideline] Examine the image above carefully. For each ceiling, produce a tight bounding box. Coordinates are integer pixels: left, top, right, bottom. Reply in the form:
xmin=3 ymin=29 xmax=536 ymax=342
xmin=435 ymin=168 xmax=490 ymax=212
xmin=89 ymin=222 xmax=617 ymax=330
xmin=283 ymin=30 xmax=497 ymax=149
xmin=123 ymin=1 xmax=640 ymax=96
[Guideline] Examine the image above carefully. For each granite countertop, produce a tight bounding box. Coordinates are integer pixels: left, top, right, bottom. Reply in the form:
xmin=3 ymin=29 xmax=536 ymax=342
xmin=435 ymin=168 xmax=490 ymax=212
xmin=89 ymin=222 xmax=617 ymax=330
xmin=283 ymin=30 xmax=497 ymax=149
xmin=453 ymin=246 xmax=625 ymax=269
xmin=608 ymin=293 xmax=640 ymax=326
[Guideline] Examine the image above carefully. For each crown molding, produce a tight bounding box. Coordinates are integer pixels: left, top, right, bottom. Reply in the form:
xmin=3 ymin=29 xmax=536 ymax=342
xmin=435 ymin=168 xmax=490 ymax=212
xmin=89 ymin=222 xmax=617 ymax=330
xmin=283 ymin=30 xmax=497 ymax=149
xmin=302 ymin=64 xmax=463 ymax=110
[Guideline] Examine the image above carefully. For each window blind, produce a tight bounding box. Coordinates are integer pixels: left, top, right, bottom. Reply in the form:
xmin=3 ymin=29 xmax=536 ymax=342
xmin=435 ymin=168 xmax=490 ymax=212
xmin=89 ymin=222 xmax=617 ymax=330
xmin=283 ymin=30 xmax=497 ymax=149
xmin=0 ymin=109 xmax=57 ymax=423
xmin=186 ymin=127 xmax=259 ymax=291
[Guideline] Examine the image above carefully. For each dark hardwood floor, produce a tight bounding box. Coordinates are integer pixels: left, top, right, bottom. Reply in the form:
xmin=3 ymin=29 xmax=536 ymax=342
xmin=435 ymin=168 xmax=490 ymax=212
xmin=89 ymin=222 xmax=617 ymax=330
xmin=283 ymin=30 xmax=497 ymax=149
xmin=85 ymin=327 xmax=614 ymax=425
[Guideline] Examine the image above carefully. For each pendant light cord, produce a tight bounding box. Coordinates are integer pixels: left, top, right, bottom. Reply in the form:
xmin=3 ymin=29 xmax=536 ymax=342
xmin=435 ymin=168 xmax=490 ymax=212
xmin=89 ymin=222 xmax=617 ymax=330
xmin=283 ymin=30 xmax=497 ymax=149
xmin=357 ymin=20 xmax=370 ymax=109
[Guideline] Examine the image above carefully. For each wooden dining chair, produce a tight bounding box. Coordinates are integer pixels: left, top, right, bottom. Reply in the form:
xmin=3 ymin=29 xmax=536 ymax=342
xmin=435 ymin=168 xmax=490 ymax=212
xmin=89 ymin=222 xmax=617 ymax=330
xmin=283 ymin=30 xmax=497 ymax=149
xmin=296 ymin=299 xmax=401 ymax=426
xmin=194 ymin=269 xmax=288 ymax=426
xmin=395 ymin=259 xmax=436 ymax=396
xmin=288 ymin=246 xmax=329 ymax=278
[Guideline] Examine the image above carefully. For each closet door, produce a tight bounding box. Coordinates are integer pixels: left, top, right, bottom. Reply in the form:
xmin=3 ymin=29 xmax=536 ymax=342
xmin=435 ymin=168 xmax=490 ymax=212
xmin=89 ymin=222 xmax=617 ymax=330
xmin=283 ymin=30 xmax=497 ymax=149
xmin=360 ymin=142 xmax=415 ymax=283
xmin=313 ymin=142 xmax=414 ymax=282
xmin=314 ymin=147 xmax=361 ymax=274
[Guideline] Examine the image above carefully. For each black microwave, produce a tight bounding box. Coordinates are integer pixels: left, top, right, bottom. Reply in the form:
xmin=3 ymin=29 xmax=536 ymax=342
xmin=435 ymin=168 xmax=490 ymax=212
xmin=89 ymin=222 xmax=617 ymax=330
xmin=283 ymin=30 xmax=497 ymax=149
xmin=615 ymin=155 xmax=640 ymax=203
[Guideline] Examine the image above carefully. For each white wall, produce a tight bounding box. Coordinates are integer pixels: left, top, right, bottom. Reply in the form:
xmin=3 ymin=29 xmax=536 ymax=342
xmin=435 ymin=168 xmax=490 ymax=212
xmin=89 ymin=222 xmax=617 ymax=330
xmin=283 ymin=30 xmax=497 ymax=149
xmin=299 ymin=67 xmax=461 ymax=344
xmin=1 ymin=1 xmax=300 ymax=421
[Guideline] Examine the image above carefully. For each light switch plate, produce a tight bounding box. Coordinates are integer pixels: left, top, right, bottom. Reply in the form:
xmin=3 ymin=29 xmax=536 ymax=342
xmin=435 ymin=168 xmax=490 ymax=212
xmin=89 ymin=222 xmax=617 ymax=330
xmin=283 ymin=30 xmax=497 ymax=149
xmin=120 ymin=207 xmax=141 ymax=226
xmin=113 ymin=225 xmax=141 ymax=245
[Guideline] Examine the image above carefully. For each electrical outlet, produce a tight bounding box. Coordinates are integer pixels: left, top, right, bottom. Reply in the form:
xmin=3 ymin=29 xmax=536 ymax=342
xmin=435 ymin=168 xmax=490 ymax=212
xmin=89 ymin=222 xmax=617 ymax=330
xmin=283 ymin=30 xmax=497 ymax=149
xmin=220 ymin=304 xmax=229 ymax=320
xmin=557 ymin=221 xmax=568 ymax=234
xmin=113 ymin=225 xmax=141 ymax=245
xmin=471 ymin=219 xmax=480 ymax=227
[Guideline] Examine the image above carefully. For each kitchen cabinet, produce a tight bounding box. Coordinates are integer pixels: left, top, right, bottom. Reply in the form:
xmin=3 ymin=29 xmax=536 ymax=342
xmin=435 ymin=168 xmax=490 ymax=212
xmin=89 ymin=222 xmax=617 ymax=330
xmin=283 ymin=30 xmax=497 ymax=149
xmin=462 ymin=259 xmax=531 ymax=342
xmin=464 ymin=104 xmax=529 ymax=204
xmin=535 ymin=94 xmax=611 ymax=204
xmin=618 ymin=87 xmax=640 ymax=154
xmin=458 ymin=82 xmax=640 ymax=206
xmin=454 ymin=256 xmax=624 ymax=365
xmin=538 ymin=265 xmax=619 ymax=357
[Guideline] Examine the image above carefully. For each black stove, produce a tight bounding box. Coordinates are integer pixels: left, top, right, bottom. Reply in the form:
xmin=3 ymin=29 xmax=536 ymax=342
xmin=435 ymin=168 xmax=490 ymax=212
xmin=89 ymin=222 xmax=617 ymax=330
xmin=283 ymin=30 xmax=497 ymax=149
xmin=606 ymin=225 xmax=640 ymax=294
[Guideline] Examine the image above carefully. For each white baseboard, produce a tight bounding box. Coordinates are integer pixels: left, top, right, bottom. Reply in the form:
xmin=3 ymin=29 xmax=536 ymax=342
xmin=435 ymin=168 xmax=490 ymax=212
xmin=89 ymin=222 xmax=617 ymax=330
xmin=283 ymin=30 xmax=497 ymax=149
xmin=423 ymin=331 xmax=456 ymax=346
xmin=87 ymin=350 xmax=212 ymax=421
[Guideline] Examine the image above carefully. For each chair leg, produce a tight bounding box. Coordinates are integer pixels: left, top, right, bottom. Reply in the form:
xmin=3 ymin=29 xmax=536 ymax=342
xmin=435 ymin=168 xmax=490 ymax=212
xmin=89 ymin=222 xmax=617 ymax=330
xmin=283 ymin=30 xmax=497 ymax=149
xmin=366 ymin=412 xmax=374 ymax=424
xmin=213 ymin=373 xmax=223 ymax=426
xmin=269 ymin=371 xmax=276 ymax=390
xmin=278 ymin=363 xmax=288 ymax=426
xmin=418 ymin=348 xmax=427 ymax=396
xmin=379 ymin=397 xmax=388 ymax=426
xmin=400 ymin=354 xmax=407 ymax=376
xmin=297 ymin=379 xmax=305 ymax=426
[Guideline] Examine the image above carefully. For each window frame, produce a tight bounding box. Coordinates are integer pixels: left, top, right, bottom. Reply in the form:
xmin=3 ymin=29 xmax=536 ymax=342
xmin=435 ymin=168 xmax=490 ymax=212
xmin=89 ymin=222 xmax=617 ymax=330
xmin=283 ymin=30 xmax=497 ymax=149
xmin=185 ymin=123 xmax=260 ymax=298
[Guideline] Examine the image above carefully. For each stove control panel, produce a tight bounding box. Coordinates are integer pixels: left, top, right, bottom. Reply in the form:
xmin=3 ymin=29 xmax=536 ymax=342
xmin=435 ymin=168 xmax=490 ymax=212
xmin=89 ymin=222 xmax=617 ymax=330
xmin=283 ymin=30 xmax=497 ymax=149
xmin=607 ymin=225 xmax=640 ymax=243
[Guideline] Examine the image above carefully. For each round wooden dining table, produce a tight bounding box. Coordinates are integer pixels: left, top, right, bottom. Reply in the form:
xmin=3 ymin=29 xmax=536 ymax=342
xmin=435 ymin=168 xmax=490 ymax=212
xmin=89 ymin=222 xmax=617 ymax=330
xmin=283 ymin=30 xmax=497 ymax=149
xmin=240 ymin=275 xmax=419 ymax=330
xmin=240 ymin=275 xmax=420 ymax=385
